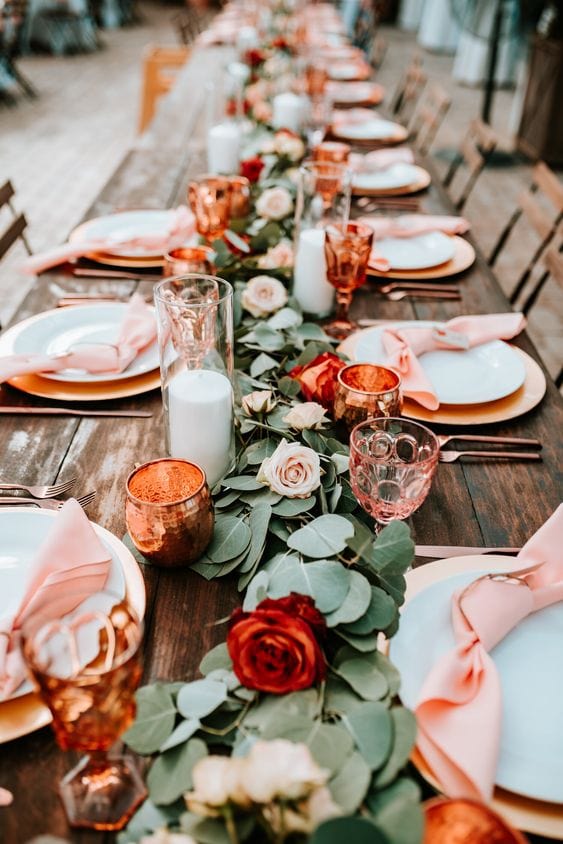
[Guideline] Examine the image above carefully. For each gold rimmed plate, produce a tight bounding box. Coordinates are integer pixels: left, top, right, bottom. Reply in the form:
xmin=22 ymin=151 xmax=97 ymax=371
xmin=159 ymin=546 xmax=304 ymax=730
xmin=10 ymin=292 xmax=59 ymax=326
xmin=7 ymin=369 xmax=161 ymax=401
xmin=368 ymin=236 xmax=475 ymax=279
xmin=329 ymin=81 xmax=385 ymax=109
xmin=352 ymin=164 xmax=431 ymax=197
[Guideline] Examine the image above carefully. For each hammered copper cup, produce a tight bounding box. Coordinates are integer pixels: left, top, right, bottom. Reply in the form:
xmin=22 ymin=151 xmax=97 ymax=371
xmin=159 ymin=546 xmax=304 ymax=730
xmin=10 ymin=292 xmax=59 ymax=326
xmin=125 ymin=458 xmax=214 ymax=567
xmin=334 ymin=363 xmax=402 ymax=434
xmin=188 ymin=175 xmax=232 ymax=242
xmin=229 ymin=175 xmax=251 ymax=218
xmin=163 ymin=246 xmax=216 ymax=277
xmin=312 ymin=141 xmax=351 ymax=165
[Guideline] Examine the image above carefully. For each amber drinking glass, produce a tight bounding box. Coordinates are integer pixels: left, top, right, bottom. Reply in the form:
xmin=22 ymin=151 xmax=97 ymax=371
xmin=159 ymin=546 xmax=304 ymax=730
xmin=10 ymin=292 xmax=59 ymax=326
xmin=229 ymin=175 xmax=251 ymax=219
xmin=349 ymin=417 xmax=439 ymax=530
xmin=163 ymin=245 xmax=216 ymax=276
xmin=22 ymin=594 xmax=145 ymax=830
xmin=334 ymin=363 xmax=402 ymax=433
xmin=188 ymin=175 xmax=232 ymax=242
xmin=323 ymin=220 xmax=374 ymax=338
xmin=312 ymin=140 xmax=351 ymax=165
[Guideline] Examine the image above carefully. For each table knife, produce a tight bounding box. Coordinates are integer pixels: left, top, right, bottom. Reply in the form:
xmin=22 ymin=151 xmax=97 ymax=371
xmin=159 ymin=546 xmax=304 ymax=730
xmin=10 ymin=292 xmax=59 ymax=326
xmin=415 ymin=544 xmax=520 ymax=558
xmin=0 ymin=407 xmax=152 ymax=418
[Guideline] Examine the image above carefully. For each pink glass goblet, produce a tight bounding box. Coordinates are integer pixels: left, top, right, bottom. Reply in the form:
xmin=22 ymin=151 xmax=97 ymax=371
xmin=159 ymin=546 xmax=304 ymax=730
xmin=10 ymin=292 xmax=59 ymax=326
xmin=323 ymin=220 xmax=374 ymax=339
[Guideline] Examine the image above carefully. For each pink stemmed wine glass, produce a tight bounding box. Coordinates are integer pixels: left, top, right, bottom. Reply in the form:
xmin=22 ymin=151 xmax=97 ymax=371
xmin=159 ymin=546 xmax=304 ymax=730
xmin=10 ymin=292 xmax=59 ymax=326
xmin=323 ymin=220 xmax=374 ymax=339
xmin=349 ymin=417 xmax=439 ymax=531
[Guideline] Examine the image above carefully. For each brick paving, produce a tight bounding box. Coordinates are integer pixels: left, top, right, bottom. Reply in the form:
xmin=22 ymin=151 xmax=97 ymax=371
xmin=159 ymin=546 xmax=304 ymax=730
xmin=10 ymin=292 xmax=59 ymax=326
xmin=0 ymin=6 xmax=561 ymax=379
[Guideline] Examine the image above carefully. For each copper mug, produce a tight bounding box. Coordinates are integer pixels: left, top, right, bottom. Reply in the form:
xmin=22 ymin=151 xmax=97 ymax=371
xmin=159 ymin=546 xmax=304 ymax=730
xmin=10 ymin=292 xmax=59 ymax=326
xmin=333 ymin=363 xmax=402 ymax=433
xmin=229 ymin=175 xmax=251 ymax=218
xmin=125 ymin=458 xmax=214 ymax=568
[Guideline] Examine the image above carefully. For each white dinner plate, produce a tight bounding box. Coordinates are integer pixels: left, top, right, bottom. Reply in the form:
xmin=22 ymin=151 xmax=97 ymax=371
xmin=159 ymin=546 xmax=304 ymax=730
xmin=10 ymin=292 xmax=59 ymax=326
xmin=389 ymin=569 xmax=563 ymax=804
xmin=329 ymin=63 xmax=368 ymax=81
xmin=329 ymin=82 xmax=382 ymax=104
xmin=68 ymin=209 xmax=178 ymax=258
xmin=375 ymin=231 xmax=456 ymax=270
xmin=334 ymin=118 xmax=405 ymax=140
xmin=354 ymin=321 xmax=526 ymax=405
xmin=353 ymin=163 xmax=423 ymax=193
xmin=0 ymin=304 xmax=158 ymax=384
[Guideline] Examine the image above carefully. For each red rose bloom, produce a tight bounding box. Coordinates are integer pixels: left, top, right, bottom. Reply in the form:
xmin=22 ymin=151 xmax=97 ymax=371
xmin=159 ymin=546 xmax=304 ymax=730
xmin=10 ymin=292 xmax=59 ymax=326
xmin=227 ymin=593 xmax=326 ymax=695
xmin=244 ymin=49 xmax=265 ymax=67
xmin=289 ymin=352 xmax=347 ymax=411
xmin=240 ymin=157 xmax=265 ymax=184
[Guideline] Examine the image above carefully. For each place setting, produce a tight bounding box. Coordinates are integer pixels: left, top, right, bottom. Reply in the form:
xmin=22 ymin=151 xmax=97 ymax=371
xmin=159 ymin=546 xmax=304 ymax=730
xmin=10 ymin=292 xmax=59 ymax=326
xmin=330 ymin=106 xmax=409 ymax=147
xmin=348 ymin=146 xmax=432 ymax=197
xmin=327 ymin=80 xmax=386 ymax=109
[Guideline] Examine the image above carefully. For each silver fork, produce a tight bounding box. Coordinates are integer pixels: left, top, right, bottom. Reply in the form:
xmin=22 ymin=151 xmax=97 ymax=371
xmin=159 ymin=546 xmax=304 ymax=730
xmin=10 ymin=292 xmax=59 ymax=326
xmin=0 ymin=491 xmax=97 ymax=509
xmin=375 ymin=281 xmax=460 ymax=294
xmin=0 ymin=477 xmax=77 ymax=498
xmin=383 ymin=289 xmax=462 ymax=302
xmin=437 ymin=433 xmax=541 ymax=449
xmin=439 ymin=450 xmax=542 ymax=463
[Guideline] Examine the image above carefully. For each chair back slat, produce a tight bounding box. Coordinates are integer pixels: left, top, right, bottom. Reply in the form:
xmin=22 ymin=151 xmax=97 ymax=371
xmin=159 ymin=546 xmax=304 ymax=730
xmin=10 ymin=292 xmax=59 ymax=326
xmin=0 ymin=180 xmax=31 ymax=260
xmin=543 ymin=245 xmax=563 ymax=284
xmin=518 ymin=190 xmax=556 ymax=241
xmin=0 ymin=182 xmax=16 ymax=206
xmin=533 ymin=161 xmax=563 ymax=211
xmin=443 ymin=118 xmax=498 ymax=212
xmin=409 ymin=83 xmax=451 ymax=155
xmin=389 ymin=55 xmax=426 ymax=124
xmin=138 ymin=45 xmax=190 ymax=133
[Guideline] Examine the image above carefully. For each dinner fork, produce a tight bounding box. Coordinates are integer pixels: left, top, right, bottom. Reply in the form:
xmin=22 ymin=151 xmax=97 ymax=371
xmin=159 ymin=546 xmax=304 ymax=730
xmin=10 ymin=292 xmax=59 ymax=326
xmin=0 ymin=491 xmax=97 ymax=510
xmin=439 ymin=450 xmax=542 ymax=463
xmin=0 ymin=477 xmax=77 ymax=499
xmin=437 ymin=433 xmax=541 ymax=449
xmin=381 ymin=289 xmax=461 ymax=302
xmin=374 ymin=281 xmax=460 ymax=294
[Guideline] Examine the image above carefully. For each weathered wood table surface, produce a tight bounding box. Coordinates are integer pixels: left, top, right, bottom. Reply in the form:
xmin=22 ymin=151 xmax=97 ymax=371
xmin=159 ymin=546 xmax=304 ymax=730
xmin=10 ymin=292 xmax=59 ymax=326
xmin=0 ymin=47 xmax=561 ymax=844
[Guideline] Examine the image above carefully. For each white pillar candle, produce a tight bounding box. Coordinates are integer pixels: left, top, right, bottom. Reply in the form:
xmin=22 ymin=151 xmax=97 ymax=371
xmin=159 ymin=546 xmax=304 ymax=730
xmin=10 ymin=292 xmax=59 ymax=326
xmin=272 ymin=92 xmax=306 ymax=133
xmin=207 ymin=122 xmax=241 ymax=175
xmin=167 ymin=369 xmax=233 ymax=488
xmin=293 ymin=228 xmax=335 ymax=317
xmin=237 ymin=26 xmax=259 ymax=52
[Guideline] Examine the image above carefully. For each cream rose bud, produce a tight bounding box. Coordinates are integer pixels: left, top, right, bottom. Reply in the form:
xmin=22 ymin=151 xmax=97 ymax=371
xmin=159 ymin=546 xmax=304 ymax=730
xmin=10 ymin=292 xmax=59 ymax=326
xmin=253 ymin=101 xmax=273 ymax=124
xmin=185 ymin=756 xmax=249 ymax=815
xmin=257 ymin=439 xmax=321 ymax=499
xmin=241 ymin=390 xmax=276 ymax=416
xmin=241 ymin=275 xmax=288 ymax=317
xmin=274 ymin=132 xmax=306 ymax=162
xmin=255 ymin=186 xmax=293 ymax=221
xmin=283 ymin=402 xmax=328 ymax=431
xmin=257 ymin=240 xmax=294 ymax=269
xmin=240 ymin=740 xmax=329 ymax=804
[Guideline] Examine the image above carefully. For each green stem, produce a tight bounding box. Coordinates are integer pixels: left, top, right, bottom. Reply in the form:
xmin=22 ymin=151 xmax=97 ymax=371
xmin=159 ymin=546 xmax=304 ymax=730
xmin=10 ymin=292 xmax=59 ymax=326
xmin=251 ymin=420 xmax=295 ymax=440
xmin=223 ymin=806 xmax=240 ymax=844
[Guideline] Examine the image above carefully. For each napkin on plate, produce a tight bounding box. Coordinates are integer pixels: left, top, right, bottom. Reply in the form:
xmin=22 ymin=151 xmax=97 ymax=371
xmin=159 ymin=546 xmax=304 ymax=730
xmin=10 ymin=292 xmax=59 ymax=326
xmin=360 ymin=215 xmax=469 ymax=273
xmin=0 ymin=293 xmax=156 ymax=383
xmin=414 ymin=504 xmax=563 ymax=802
xmin=332 ymin=107 xmax=381 ymax=127
xmin=22 ymin=205 xmax=196 ymax=275
xmin=380 ymin=313 xmax=526 ymax=409
xmin=349 ymin=147 xmax=415 ymax=172
xmin=0 ymin=499 xmax=111 ymax=701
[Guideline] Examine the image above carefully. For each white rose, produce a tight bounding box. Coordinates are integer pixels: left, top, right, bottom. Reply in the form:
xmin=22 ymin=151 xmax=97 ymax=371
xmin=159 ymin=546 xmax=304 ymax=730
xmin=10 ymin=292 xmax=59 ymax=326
xmin=264 ymin=786 xmax=341 ymax=835
xmin=274 ymin=132 xmax=306 ymax=162
xmin=283 ymin=402 xmax=328 ymax=431
xmin=255 ymin=186 xmax=293 ymax=221
xmin=240 ymin=740 xmax=328 ymax=804
xmin=257 ymin=439 xmax=321 ymax=498
xmin=185 ymin=756 xmax=249 ymax=816
xmin=139 ymin=831 xmax=197 ymax=844
xmin=241 ymin=390 xmax=276 ymax=416
xmin=257 ymin=240 xmax=294 ymax=269
xmin=241 ymin=275 xmax=288 ymax=317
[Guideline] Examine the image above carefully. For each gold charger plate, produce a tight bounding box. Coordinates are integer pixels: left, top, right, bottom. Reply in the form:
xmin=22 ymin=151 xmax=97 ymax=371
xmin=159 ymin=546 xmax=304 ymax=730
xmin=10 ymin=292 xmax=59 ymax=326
xmin=352 ymin=165 xmax=431 ymax=197
xmin=331 ymin=82 xmax=385 ymax=109
xmin=338 ymin=335 xmax=546 ymax=426
xmin=395 ymin=555 xmax=563 ymax=839
xmin=8 ymin=369 xmax=161 ymax=402
xmin=87 ymin=251 xmax=164 ymax=269
xmin=331 ymin=122 xmax=409 ymax=147
xmin=0 ymin=511 xmax=146 ymax=744
xmin=368 ymin=235 xmax=475 ymax=279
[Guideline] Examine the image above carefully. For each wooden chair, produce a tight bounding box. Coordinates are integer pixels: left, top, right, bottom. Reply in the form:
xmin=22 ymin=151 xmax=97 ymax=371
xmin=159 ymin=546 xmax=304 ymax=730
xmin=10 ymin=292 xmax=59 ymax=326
xmin=442 ymin=118 xmax=498 ymax=211
xmin=138 ymin=45 xmax=190 ymax=134
xmin=172 ymin=9 xmax=209 ymax=46
xmin=369 ymin=33 xmax=387 ymax=71
xmin=408 ymin=82 xmax=451 ymax=156
xmin=489 ymin=162 xmax=563 ymax=307
xmin=540 ymin=245 xmax=563 ymax=388
xmin=388 ymin=54 xmax=426 ymax=126
xmin=0 ymin=180 xmax=32 ymax=261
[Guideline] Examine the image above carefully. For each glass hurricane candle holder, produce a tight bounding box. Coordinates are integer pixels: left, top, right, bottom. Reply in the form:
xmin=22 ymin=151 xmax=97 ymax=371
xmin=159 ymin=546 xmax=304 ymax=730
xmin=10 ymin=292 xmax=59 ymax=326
xmin=126 ymin=458 xmax=214 ymax=567
xmin=163 ymin=245 xmax=216 ymax=277
xmin=349 ymin=417 xmax=439 ymax=530
xmin=188 ymin=175 xmax=233 ymax=243
xmin=334 ymin=363 xmax=402 ymax=433
xmin=323 ymin=220 xmax=374 ymax=339
xmin=154 ymin=274 xmax=235 ymax=487
xmin=22 ymin=594 xmax=145 ymax=831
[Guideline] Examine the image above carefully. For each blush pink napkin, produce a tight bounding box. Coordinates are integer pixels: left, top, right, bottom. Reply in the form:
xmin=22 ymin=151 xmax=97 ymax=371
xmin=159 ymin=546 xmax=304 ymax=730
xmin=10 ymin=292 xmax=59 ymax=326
xmin=332 ymin=107 xmax=381 ymax=127
xmin=349 ymin=147 xmax=414 ymax=172
xmin=414 ymin=504 xmax=563 ymax=802
xmin=22 ymin=206 xmax=195 ymax=275
xmin=0 ymin=293 xmax=155 ymax=383
xmin=0 ymin=499 xmax=111 ymax=701
xmin=380 ymin=313 xmax=526 ymax=409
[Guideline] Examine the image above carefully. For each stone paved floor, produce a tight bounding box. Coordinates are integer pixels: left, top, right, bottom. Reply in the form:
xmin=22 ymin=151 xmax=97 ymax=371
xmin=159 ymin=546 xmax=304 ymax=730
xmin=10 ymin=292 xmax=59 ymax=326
xmin=0 ymin=6 xmax=561 ymax=380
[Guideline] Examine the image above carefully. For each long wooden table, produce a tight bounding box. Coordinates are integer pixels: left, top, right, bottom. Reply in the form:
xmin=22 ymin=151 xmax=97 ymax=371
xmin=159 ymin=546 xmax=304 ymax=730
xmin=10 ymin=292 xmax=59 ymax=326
xmin=0 ymin=46 xmax=561 ymax=844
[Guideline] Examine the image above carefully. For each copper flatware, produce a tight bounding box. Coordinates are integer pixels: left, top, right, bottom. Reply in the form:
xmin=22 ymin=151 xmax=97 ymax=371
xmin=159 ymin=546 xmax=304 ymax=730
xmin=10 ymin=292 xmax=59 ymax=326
xmin=57 ymin=295 xmax=153 ymax=307
xmin=382 ymin=290 xmax=462 ymax=302
xmin=374 ymin=281 xmax=460 ymax=294
xmin=0 ymin=477 xmax=76 ymax=498
xmin=0 ymin=491 xmax=97 ymax=510
xmin=73 ymin=268 xmax=160 ymax=280
xmin=415 ymin=544 xmax=521 ymax=557
xmin=0 ymin=407 xmax=152 ymax=418
xmin=437 ymin=433 xmax=541 ymax=449
xmin=439 ymin=450 xmax=542 ymax=463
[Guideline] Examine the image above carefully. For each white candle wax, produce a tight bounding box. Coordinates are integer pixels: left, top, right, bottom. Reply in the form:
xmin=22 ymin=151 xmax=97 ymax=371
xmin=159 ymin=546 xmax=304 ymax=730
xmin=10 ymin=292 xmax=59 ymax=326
xmin=293 ymin=228 xmax=335 ymax=316
xmin=167 ymin=369 xmax=233 ymax=487
xmin=207 ymin=122 xmax=241 ymax=175
xmin=272 ymin=92 xmax=305 ymax=133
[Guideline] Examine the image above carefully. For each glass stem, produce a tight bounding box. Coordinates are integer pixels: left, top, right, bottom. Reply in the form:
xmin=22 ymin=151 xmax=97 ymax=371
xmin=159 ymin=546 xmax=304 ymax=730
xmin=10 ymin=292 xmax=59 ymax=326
xmin=335 ymin=289 xmax=352 ymax=322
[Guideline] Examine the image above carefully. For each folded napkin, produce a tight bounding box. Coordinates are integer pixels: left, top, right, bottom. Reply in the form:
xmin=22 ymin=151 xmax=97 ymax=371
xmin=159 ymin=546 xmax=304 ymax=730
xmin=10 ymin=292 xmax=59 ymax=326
xmin=0 ymin=499 xmax=111 ymax=700
xmin=381 ymin=313 xmax=526 ymax=409
xmin=349 ymin=147 xmax=414 ymax=172
xmin=332 ymin=107 xmax=380 ymax=127
xmin=0 ymin=293 xmax=155 ymax=384
xmin=22 ymin=205 xmax=195 ymax=275
xmin=414 ymin=504 xmax=563 ymax=802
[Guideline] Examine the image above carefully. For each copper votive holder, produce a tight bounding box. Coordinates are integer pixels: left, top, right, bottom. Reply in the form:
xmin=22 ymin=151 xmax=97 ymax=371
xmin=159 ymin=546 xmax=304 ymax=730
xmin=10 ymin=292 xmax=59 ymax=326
xmin=312 ymin=141 xmax=351 ymax=165
xmin=188 ymin=175 xmax=232 ymax=243
xmin=334 ymin=363 xmax=402 ymax=433
xmin=125 ymin=458 xmax=214 ymax=568
xmin=229 ymin=175 xmax=251 ymax=218
xmin=163 ymin=246 xmax=216 ymax=277
xmin=423 ymin=798 xmax=529 ymax=843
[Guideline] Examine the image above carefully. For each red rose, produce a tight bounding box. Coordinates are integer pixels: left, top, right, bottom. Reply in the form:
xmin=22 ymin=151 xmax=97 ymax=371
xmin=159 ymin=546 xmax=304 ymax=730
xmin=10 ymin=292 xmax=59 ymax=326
xmin=227 ymin=593 xmax=326 ymax=695
xmin=289 ymin=352 xmax=347 ymax=411
xmin=244 ymin=49 xmax=265 ymax=67
xmin=240 ymin=157 xmax=265 ymax=184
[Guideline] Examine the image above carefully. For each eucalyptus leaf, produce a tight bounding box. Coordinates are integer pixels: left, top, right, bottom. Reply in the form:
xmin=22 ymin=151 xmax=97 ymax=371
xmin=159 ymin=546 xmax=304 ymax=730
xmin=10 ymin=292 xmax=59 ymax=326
xmin=207 ymin=516 xmax=252 ymax=563
xmin=343 ymin=702 xmax=393 ymax=770
xmin=328 ymin=751 xmax=372 ymax=813
xmin=278 ymin=375 xmax=301 ymax=397
xmin=267 ymin=558 xmax=350 ymax=613
xmin=335 ymin=647 xmax=400 ymax=697
xmin=123 ymin=684 xmax=176 ymax=754
xmin=147 ymin=738 xmax=207 ymax=805
xmin=159 ymin=718 xmax=201 ymax=752
xmin=239 ymin=503 xmax=272 ymax=574
xmin=177 ymin=679 xmax=228 ymax=719
xmin=252 ymin=323 xmax=286 ymax=352
xmin=311 ymin=818 xmax=388 ymax=844
xmin=214 ymin=490 xmax=240 ymax=509
xmin=324 ymin=678 xmax=364 ymax=715
xmin=335 ymin=629 xmax=379 ymax=652
xmin=287 ymin=514 xmax=354 ymax=558
xmin=244 ymin=439 xmax=278 ymax=465
xmin=250 ymin=352 xmax=278 ymax=378
xmin=344 ymin=586 xmax=397 ymax=635
xmin=239 ymin=489 xmax=281 ymax=506
xmin=373 ymin=521 xmax=415 ymax=574
xmin=120 ymin=799 xmax=181 ymax=844
xmin=302 ymin=429 xmax=327 ymax=453
xmin=243 ymin=570 xmax=270 ymax=611
xmin=374 ymin=707 xmax=417 ymax=788
xmin=268 ymin=518 xmax=291 ymax=542
xmin=296 ymin=323 xmax=331 ymax=341
xmin=267 ymin=307 xmax=302 ymax=330
xmin=366 ymin=777 xmax=421 ymax=814
xmin=336 ymin=657 xmax=388 ymax=701
xmin=371 ymin=791 xmax=424 ymax=844
xmin=324 ymin=571 xmax=372 ymax=627
xmin=271 ymin=496 xmax=317 ymax=517
xmin=330 ymin=483 xmax=342 ymax=513
xmin=243 ymin=689 xmax=320 ymax=729
xmin=331 ymin=453 xmax=350 ymax=474
xmin=221 ymin=475 xmax=264 ymax=491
